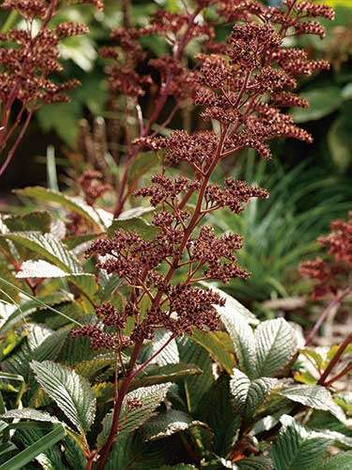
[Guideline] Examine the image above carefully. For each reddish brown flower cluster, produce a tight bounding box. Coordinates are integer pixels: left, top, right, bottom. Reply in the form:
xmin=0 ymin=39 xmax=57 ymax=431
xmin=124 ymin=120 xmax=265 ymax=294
xmin=78 ymin=170 xmax=110 ymax=206
xmin=0 ymin=0 xmax=102 ymax=177
xmin=300 ymin=213 xmax=352 ymax=299
xmin=77 ymin=0 xmax=335 ymax=353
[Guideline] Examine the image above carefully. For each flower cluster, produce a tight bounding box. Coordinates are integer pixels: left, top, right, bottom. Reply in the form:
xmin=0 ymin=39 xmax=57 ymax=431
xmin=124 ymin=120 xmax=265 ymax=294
xmin=300 ymin=213 xmax=352 ymax=299
xmin=0 ymin=0 xmax=102 ymax=176
xmin=76 ymin=0 xmax=334 ymax=353
xmin=78 ymin=170 xmax=110 ymax=206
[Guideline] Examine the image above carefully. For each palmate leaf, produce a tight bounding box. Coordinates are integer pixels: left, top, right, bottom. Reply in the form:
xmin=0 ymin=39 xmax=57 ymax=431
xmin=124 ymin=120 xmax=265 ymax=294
xmin=97 ymin=383 xmax=171 ymax=450
xmin=230 ymin=369 xmax=278 ymax=420
xmin=30 ymin=360 xmax=96 ymax=435
xmin=15 ymin=186 xmax=106 ymax=230
xmin=271 ymin=415 xmax=333 ymax=470
xmin=279 ymin=385 xmax=346 ymax=423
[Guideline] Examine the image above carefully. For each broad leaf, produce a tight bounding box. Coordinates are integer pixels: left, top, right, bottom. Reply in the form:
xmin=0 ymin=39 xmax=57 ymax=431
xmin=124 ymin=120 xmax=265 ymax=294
xmin=97 ymin=383 xmax=171 ymax=449
xmin=230 ymin=369 xmax=278 ymax=420
xmin=280 ymin=385 xmax=346 ymax=423
xmin=192 ymin=330 xmax=234 ymax=374
xmin=1 ymin=408 xmax=59 ymax=423
xmin=0 ymin=232 xmax=81 ymax=273
xmin=107 ymin=217 xmax=157 ymax=239
xmin=142 ymin=410 xmax=193 ymax=441
xmin=271 ymin=415 xmax=333 ymax=470
xmin=255 ymin=318 xmax=297 ymax=378
xmin=132 ymin=363 xmax=202 ymax=389
xmin=30 ymin=360 xmax=96 ymax=435
xmin=15 ymin=186 xmax=106 ymax=230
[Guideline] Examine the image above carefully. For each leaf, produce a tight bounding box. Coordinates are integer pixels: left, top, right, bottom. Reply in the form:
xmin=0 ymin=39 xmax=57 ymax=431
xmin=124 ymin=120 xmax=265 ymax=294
xmin=271 ymin=415 xmax=333 ymax=470
xmin=0 ymin=232 xmax=82 ymax=273
xmin=237 ymin=456 xmax=274 ymax=469
xmin=37 ymin=101 xmax=81 ymax=147
xmin=74 ymin=355 xmax=116 ymax=379
xmin=317 ymin=451 xmax=352 ymax=470
xmin=177 ymin=336 xmax=214 ymax=413
xmin=1 ymin=408 xmax=59 ymax=423
xmin=97 ymin=383 xmax=171 ymax=449
xmin=0 ymin=292 xmax=74 ymax=334
xmin=16 ymin=260 xmax=98 ymax=302
xmin=132 ymin=363 xmax=202 ymax=389
xmin=191 ymin=330 xmax=234 ymax=375
xmin=201 ymin=282 xmax=258 ymax=324
xmin=107 ymin=217 xmax=157 ymax=239
xmin=328 ymin=113 xmax=352 ymax=173
xmin=279 ymin=385 xmax=346 ymax=423
xmin=15 ymin=186 xmax=105 ymax=230
xmin=254 ymin=318 xmax=297 ymax=378
xmin=149 ymin=329 xmax=179 ymax=366
xmin=291 ymin=86 xmax=342 ymax=123
xmin=0 ymin=423 xmax=65 ymax=470
xmin=30 ymin=360 xmax=96 ymax=434
xmin=222 ymin=314 xmax=257 ymax=379
xmin=230 ymin=369 xmax=278 ymax=420
xmin=142 ymin=410 xmax=193 ymax=441
xmin=128 ymin=151 xmax=160 ymax=183
xmin=2 ymin=212 xmax=51 ymax=233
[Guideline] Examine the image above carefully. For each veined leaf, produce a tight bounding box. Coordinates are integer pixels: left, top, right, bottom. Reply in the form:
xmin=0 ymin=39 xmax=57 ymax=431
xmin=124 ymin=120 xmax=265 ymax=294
xmin=30 ymin=360 xmax=96 ymax=435
xmin=2 ymin=212 xmax=51 ymax=234
xmin=279 ymin=385 xmax=346 ymax=423
xmin=97 ymin=383 xmax=171 ymax=449
xmin=16 ymin=260 xmax=98 ymax=302
xmin=142 ymin=410 xmax=193 ymax=441
xmin=315 ymin=451 xmax=352 ymax=470
xmin=230 ymin=369 xmax=278 ymax=420
xmin=0 ymin=232 xmax=81 ymax=273
xmin=271 ymin=415 xmax=333 ymax=470
xmin=149 ymin=329 xmax=179 ymax=366
xmin=222 ymin=314 xmax=257 ymax=378
xmin=1 ymin=408 xmax=59 ymax=423
xmin=15 ymin=186 xmax=106 ymax=230
xmin=254 ymin=318 xmax=297 ymax=378
xmin=191 ymin=330 xmax=234 ymax=375
xmin=132 ymin=363 xmax=202 ymax=389
xmin=200 ymin=282 xmax=258 ymax=325
xmin=237 ymin=456 xmax=274 ymax=469
xmin=0 ymin=292 xmax=74 ymax=334
xmin=107 ymin=217 xmax=157 ymax=239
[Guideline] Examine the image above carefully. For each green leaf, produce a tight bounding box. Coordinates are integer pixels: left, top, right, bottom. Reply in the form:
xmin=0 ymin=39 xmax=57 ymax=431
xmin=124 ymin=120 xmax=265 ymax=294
xmin=0 ymin=423 xmax=65 ymax=470
xmin=201 ymin=282 xmax=258 ymax=324
xmin=254 ymin=318 xmax=297 ymax=378
xmin=317 ymin=452 xmax=352 ymax=470
xmin=0 ymin=232 xmax=82 ymax=273
xmin=230 ymin=369 xmax=278 ymax=420
xmin=30 ymin=360 xmax=96 ymax=435
xmin=222 ymin=314 xmax=257 ymax=378
xmin=15 ymin=186 xmax=106 ymax=230
xmin=291 ymin=86 xmax=342 ymax=123
xmin=74 ymin=354 xmax=116 ymax=379
xmin=237 ymin=456 xmax=274 ymax=469
xmin=97 ymin=383 xmax=170 ymax=449
xmin=271 ymin=415 xmax=332 ymax=470
xmin=37 ymin=101 xmax=81 ymax=147
xmin=0 ymin=291 xmax=74 ymax=334
xmin=142 ymin=410 xmax=193 ymax=441
xmin=132 ymin=363 xmax=202 ymax=389
xmin=107 ymin=217 xmax=157 ymax=239
xmin=1 ymin=409 xmax=59 ymax=423
xmin=2 ymin=212 xmax=51 ymax=233
xmin=279 ymin=385 xmax=346 ymax=423
xmin=328 ymin=114 xmax=352 ymax=173
xmin=128 ymin=151 xmax=160 ymax=183
xmin=191 ymin=330 xmax=234 ymax=375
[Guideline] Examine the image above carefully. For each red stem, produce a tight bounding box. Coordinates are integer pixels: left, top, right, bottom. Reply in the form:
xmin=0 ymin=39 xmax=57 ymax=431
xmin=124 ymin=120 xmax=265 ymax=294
xmin=318 ymin=333 xmax=352 ymax=386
